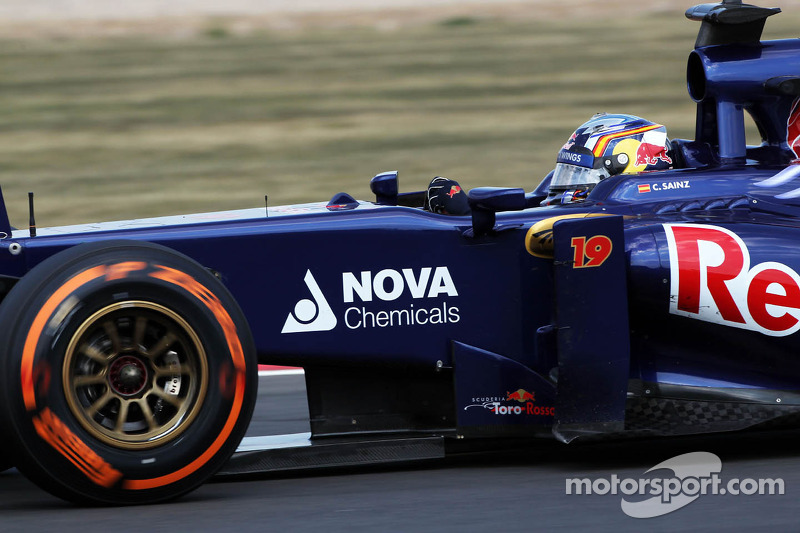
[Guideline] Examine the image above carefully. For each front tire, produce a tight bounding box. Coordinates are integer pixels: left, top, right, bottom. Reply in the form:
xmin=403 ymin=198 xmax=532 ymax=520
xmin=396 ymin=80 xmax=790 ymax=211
xmin=0 ymin=240 xmax=257 ymax=505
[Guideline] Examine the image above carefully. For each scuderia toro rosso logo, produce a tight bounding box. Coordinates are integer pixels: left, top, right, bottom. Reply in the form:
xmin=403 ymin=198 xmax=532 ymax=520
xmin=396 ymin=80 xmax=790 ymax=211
xmin=282 ymin=267 xmax=460 ymax=333
xmin=664 ymin=223 xmax=800 ymax=336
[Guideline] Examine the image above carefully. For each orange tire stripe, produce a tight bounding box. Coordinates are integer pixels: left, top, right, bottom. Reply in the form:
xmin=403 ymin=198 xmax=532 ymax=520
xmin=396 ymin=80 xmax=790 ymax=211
xmin=21 ymin=266 xmax=107 ymax=411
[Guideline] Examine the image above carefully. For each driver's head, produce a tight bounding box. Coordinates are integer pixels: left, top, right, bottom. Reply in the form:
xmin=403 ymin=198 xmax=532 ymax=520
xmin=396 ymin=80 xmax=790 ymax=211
xmin=546 ymin=113 xmax=672 ymax=204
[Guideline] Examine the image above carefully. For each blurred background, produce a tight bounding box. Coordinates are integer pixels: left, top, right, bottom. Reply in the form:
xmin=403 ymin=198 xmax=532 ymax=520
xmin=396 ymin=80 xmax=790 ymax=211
xmin=0 ymin=0 xmax=798 ymax=227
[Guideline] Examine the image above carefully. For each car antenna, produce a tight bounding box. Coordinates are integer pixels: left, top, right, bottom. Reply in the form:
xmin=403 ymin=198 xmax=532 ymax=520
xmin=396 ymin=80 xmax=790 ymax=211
xmin=265 ymin=195 xmax=269 ymax=217
xmin=28 ymin=191 xmax=36 ymax=237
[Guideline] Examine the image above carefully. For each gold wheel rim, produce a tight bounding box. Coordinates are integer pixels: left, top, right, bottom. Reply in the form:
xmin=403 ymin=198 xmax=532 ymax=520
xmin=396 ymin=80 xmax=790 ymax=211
xmin=63 ymin=301 xmax=208 ymax=450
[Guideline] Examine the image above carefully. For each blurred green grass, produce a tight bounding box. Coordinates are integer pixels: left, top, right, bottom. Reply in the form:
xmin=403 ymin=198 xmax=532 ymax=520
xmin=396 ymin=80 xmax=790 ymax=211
xmin=0 ymin=12 xmax=796 ymax=227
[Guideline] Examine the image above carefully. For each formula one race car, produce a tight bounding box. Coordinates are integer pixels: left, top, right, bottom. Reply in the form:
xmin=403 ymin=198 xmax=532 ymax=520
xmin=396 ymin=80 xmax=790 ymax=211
xmin=2 ymin=0 xmax=800 ymax=505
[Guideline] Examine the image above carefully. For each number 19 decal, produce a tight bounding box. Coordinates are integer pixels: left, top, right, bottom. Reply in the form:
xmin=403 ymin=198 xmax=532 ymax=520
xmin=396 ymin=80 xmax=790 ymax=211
xmin=571 ymin=235 xmax=613 ymax=268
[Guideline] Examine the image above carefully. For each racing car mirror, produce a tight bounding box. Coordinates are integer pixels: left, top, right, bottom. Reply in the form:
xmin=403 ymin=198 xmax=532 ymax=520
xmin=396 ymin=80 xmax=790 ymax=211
xmin=468 ymin=187 xmax=527 ymax=235
xmin=370 ymin=171 xmax=399 ymax=205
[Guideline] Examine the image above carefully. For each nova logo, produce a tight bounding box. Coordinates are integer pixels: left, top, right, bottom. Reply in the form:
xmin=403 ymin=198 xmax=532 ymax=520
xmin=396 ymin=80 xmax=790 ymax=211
xmin=282 ymin=266 xmax=460 ymax=333
xmin=665 ymin=223 xmax=800 ymax=336
xmin=281 ymin=270 xmax=337 ymax=334
xmin=342 ymin=267 xmax=457 ymax=302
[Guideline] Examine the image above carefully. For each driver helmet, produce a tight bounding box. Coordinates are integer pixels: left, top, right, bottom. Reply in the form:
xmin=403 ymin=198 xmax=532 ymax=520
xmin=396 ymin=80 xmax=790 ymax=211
xmin=546 ymin=113 xmax=672 ymax=204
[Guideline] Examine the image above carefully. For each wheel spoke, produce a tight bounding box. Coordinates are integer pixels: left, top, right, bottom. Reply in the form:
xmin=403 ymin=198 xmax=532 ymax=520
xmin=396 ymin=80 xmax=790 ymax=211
xmin=133 ymin=316 xmax=148 ymax=349
xmin=115 ymin=400 xmax=131 ymax=433
xmin=135 ymin=399 xmax=158 ymax=431
xmin=81 ymin=343 xmax=110 ymax=365
xmin=85 ymin=390 xmax=114 ymax=418
xmin=150 ymin=388 xmax=183 ymax=408
xmin=154 ymin=363 xmax=192 ymax=377
xmin=146 ymin=332 xmax=177 ymax=360
xmin=72 ymin=373 xmax=106 ymax=388
xmin=103 ymin=320 xmax=121 ymax=355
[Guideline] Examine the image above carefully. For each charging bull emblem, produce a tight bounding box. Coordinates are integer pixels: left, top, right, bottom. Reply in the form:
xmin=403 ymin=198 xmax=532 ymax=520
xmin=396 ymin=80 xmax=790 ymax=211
xmin=447 ymin=185 xmax=462 ymax=198
xmin=635 ymin=130 xmax=673 ymax=167
xmin=506 ymin=389 xmax=535 ymax=402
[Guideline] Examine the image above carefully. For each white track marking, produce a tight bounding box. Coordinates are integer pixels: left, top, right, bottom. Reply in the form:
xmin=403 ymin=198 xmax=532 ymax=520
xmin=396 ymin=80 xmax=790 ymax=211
xmin=258 ymin=369 xmax=305 ymax=377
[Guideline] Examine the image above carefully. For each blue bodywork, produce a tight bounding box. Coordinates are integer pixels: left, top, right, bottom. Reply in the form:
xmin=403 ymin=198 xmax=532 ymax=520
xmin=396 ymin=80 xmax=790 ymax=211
xmin=3 ymin=1 xmax=800 ymax=445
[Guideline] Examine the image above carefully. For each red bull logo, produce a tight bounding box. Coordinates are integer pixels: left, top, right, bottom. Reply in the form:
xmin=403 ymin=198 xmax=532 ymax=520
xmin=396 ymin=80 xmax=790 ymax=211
xmin=562 ymin=132 xmax=577 ymax=151
xmin=447 ymin=185 xmax=462 ymax=198
xmin=506 ymin=389 xmax=535 ymax=402
xmin=665 ymin=223 xmax=800 ymax=336
xmin=635 ymin=141 xmax=672 ymax=167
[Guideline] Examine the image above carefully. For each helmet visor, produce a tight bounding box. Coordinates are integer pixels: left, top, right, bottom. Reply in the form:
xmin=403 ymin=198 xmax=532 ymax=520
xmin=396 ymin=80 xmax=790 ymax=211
xmin=550 ymin=163 xmax=605 ymax=191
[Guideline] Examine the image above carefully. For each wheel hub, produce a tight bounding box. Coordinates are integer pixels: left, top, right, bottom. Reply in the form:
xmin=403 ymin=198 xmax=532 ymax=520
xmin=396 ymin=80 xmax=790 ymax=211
xmin=109 ymin=356 xmax=148 ymax=396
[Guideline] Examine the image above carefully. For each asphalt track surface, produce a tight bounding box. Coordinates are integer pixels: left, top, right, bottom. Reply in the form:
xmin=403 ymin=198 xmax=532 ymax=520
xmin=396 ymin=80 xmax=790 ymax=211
xmin=1 ymin=373 xmax=798 ymax=532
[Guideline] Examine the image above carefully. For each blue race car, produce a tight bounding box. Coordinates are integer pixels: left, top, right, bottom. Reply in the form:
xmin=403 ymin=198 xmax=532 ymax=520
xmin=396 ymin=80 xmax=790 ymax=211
xmin=1 ymin=0 xmax=799 ymax=505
